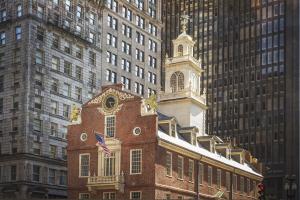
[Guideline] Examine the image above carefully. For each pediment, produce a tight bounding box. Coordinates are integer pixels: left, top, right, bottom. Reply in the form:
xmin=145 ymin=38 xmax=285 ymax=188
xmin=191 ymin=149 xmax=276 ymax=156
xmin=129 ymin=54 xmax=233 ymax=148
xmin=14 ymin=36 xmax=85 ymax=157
xmin=84 ymin=88 xmax=136 ymax=107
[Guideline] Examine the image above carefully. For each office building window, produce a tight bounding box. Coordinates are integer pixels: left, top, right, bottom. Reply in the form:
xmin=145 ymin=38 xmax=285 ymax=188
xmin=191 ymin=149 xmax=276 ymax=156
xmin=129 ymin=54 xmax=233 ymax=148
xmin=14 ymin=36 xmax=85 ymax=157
xmin=121 ymin=76 xmax=131 ymax=90
xmin=51 ymin=100 xmax=58 ymax=115
xmin=0 ymin=32 xmax=5 ymax=45
xmin=32 ymin=165 xmax=40 ymax=182
xmin=65 ymin=0 xmax=71 ymax=12
xmin=89 ymin=12 xmax=96 ymax=25
xmin=63 ymin=104 xmax=70 ymax=118
xmin=121 ymin=59 xmax=131 ymax=72
xmin=33 ymin=119 xmax=42 ymax=132
xmin=34 ymin=96 xmax=42 ymax=109
xmin=10 ymin=165 xmax=16 ymax=181
xmin=60 ymin=170 xmax=67 ymax=185
xmin=64 ymin=61 xmax=72 ymax=76
xmin=89 ymin=51 xmax=96 ymax=65
xmin=75 ymin=66 xmax=83 ymax=80
xmin=122 ymin=6 xmax=132 ymax=21
xmin=130 ymin=149 xmax=142 ymax=174
xmin=135 ymin=49 xmax=144 ymax=61
xmin=108 ymin=15 xmax=118 ymax=30
xmin=0 ymin=9 xmax=7 ymax=22
xmin=106 ymin=69 xmax=117 ymax=83
xmin=75 ymin=45 xmax=83 ymax=59
xmin=63 ymin=83 xmax=71 ymax=97
xmin=52 ymin=57 xmax=60 ymax=70
xmin=50 ymin=122 xmax=58 ymax=136
xmin=35 ymin=50 xmax=44 ymax=65
xmin=148 ymin=56 xmax=157 ymax=68
xmin=149 ymin=39 xmax=157 ymax=52
xmin=136 ymin=15 xmax=145 ymax=29
xmin=107 ymin=0 xmax=118 ymax=12
xmin=52 ymin=34 xmax=60 ymax=49
xmin=106 ymin=51 xmax=117 ymax=66
xmin=122 ymin=24 xmax=132 ymax=38
xmin=107 ymin=33 xmax=118 ymax=48
xmin=37 ymin=5 xmax=44 ymax=18
xmin=134 ymin=82 xmax=144 ymax=95
xmin=136 ymin=32 xmax=145 ymax=45
xmin=49 ymin=169 xmax=56 ymax=184
xmin=122 ymin=41 xmax=131 ymax=55
xmin=148 ymin=23 xmax=157 ymax=36
xmin=50 ymin=145 xmax=57 ymax=158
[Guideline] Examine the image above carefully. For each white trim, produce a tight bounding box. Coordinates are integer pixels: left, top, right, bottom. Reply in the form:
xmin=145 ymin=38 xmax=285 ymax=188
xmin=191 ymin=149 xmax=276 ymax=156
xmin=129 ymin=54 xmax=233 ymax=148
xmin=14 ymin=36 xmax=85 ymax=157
xmin=188 ymin=159 xmax=194 ymax=182
xmin=166 ymin=151 xmax=172 ymax=176
xmin=217 ymin=169 xmax=221 ymax=189
xmin=79 ymin=193 xmax=90 ymax=199
xmin=177 ymin=155 xmax=184 ymax=179
xmin=208 ymin=165 xmax=212 ymax=186
xmin=130 ymin=191 xmax=142 ymax=199
xmin=79 ymin=153 xmax=90 ymax=177
xmin=130 ymin=149 xmax=142 ymax=174
xmin=198 ymin=162 xmax=203 ymax=185
xmin=105 ymin=115 xmax=116 ymax=138
xmin=103 ymin=192 xmax=116 ymax=200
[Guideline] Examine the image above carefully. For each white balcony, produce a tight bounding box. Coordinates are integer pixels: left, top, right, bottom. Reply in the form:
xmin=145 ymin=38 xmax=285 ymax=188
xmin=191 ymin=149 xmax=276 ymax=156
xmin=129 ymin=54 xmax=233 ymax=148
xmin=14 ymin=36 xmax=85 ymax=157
xmin=87 ymin=173 xmax=124 ymax=191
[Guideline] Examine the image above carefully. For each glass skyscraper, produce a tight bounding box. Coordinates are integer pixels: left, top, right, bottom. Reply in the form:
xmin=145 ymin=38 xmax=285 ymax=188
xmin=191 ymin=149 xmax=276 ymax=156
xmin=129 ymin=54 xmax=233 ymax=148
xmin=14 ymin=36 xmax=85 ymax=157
xmin=162 ymin=0 xmax=299 ymax=199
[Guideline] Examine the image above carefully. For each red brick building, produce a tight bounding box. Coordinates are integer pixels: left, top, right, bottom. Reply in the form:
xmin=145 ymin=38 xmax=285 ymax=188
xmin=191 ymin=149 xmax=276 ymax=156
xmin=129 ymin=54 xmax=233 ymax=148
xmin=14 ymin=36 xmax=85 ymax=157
xmin=67 ymin=84 xmax=262 ymax=200
xmin=67 ymin=25 xmax=263 ymax=200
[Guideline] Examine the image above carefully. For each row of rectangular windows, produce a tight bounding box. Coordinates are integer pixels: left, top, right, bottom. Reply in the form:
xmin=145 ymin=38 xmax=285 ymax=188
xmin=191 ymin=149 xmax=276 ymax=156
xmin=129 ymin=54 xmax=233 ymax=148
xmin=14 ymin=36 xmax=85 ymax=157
xmin=0 ymin=165 xmax=67 ymax=185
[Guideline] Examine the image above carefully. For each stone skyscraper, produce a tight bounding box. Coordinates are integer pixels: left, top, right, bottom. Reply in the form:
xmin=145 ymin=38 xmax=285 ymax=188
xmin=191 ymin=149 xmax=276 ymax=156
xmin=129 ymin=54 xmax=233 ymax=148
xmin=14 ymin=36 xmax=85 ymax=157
xmin=162 ymin=0 xmax=299 ymax=199
xmin=0 ymin=0 xmax=161 ymax=199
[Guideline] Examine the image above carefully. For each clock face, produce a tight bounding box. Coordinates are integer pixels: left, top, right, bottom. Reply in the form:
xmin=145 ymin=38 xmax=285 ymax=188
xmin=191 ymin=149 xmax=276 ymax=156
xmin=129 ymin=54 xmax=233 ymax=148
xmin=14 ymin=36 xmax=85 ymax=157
xmin=104 ymin=95 xmax=117 ymax=110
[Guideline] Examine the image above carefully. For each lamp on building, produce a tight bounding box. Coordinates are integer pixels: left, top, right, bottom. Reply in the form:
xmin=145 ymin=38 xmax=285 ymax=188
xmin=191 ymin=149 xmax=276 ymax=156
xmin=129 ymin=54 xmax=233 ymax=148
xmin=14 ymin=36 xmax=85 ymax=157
xmin=284 ymin=174 xmax=297 ymax=200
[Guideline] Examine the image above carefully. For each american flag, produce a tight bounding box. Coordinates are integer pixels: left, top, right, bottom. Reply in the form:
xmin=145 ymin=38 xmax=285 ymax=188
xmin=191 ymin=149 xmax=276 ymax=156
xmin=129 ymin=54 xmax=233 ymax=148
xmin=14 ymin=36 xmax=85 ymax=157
xmin=95 ymin=133 xmax=111 ymax=156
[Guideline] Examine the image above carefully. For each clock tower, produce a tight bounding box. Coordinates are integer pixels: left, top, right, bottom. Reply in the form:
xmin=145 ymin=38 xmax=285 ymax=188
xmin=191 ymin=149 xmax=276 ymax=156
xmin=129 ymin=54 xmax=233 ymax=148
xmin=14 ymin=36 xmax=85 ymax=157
xmin=158 ymin=14 xmax=207 ymax=136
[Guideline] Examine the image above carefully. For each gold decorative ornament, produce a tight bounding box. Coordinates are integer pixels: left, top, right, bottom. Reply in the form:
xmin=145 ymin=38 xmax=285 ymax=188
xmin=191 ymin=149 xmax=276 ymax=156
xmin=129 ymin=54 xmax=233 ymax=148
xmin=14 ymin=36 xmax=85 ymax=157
xmin=145 ymin=94 xmax=158 ymax=111
xmin=88 ymin=88 xmax=134 ymax=105
xmin=70 ymin=104 xmax=81 ymax=122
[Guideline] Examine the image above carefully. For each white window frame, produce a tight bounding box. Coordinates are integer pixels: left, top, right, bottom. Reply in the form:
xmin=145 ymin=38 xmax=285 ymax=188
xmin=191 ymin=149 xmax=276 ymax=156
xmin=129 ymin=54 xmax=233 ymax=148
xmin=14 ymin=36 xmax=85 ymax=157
xmin=166 ymin=151 xmax=172 ymax=176
xmin=130 ymin=149 xmax=142 ymax=174
xmin=79 ymin=193 xmax=90 ymax=199
xmin=105 ymin=115 xmax=116 ymax=138
xmin=177 ymin=155 xmax=183 ymax=180
xmin=103 ymin=192 xmax=116 ymax=200
xmin=130 ymin=191 xmax=142 ymax=200
xmin=79 ymin=153 xmax=90 ymax=177
xmin=188 ymin=159 xmax=194 ymax=182
xmin=217 ymin=169 xmax=221 ymax=189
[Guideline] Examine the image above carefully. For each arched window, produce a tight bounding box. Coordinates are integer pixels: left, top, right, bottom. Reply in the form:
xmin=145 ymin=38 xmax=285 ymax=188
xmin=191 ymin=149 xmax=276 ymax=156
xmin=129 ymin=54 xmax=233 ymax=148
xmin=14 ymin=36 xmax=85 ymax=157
xmin=170 ymin=73 xmax=177 ymax=93
xmin=170 ymin=71 xmax=184 ymax=93
xmin=178 ymin=45 xmax=183 ymax=56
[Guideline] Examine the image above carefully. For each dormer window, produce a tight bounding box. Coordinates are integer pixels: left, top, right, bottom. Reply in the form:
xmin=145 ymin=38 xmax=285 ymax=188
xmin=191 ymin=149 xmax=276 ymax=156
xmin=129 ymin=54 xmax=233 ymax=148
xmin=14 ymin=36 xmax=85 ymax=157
xmin=178 ymin=45 xmax=183 ymax=56
xmin=170 ymin=123 xmax=176 ymax=137
xmin=191 ymin=133 xmax=196 ymax=145
xmin=170 ymin=71 xmax=184 ymax=93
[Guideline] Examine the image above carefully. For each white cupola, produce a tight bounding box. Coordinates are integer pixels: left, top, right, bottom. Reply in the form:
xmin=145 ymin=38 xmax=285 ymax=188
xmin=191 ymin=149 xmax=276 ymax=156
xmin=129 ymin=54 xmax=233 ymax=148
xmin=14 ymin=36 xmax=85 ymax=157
xmin=158 ymin=14 xmax=207 ymax=136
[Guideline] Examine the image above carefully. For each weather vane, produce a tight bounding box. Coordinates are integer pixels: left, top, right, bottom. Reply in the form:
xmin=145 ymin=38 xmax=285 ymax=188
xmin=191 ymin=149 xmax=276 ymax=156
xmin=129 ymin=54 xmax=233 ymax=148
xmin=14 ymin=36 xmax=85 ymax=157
xmin=181 ymin=11 xmax=189 ymax=33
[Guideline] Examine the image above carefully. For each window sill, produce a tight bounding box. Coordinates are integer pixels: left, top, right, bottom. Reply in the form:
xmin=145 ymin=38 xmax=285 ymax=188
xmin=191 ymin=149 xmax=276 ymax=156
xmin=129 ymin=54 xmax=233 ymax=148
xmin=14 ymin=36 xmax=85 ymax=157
xmin=166 ymin=175 xmax=172 ymax=178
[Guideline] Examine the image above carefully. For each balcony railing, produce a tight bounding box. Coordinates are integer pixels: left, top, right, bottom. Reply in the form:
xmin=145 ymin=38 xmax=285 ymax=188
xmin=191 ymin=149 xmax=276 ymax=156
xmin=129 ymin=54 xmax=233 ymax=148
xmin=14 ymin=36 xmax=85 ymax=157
xmin=87 ymin=173 xmax=124 ymax=191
